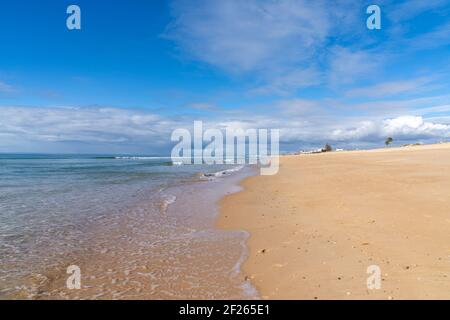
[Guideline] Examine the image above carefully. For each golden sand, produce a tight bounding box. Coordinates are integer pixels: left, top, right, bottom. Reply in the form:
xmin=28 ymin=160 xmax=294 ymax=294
xmin=218 ymin=143 xmax=450 ymax=299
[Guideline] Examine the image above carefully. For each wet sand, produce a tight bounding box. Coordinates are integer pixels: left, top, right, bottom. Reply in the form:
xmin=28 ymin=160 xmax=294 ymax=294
xmin=218 ymin=143 xmax=450 ymax=299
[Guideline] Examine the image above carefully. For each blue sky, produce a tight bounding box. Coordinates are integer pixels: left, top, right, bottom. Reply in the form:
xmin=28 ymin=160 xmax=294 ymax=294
xmin=1 ymin=0 xmax=450 ymax=154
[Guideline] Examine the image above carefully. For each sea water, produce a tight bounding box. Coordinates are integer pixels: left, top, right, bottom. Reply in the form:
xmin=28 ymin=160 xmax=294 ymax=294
xmin=0 ymin=154 xmax=257 ymax=299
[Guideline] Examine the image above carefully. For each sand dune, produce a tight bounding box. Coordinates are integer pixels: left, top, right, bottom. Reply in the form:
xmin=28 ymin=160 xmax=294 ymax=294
xmin=218 ymin=143 xmax=450 ymax=299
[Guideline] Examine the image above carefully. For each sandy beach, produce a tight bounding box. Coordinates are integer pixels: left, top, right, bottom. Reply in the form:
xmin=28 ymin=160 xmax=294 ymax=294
xmin=218 ymin=143 xmax=450 ymax=299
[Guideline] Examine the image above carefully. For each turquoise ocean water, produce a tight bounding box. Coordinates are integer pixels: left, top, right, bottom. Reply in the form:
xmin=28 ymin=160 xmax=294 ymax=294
xmin=0 ymin=154 xmax=256 ymax=299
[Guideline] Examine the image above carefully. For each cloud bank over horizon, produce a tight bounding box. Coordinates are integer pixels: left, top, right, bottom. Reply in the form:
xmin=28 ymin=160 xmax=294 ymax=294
xmin=1 ymin=105 xmax=449 ymax=154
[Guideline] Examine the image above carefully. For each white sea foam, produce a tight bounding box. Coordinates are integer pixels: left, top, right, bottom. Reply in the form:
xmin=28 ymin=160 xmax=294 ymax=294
xmin=201 ymin=165 xmax=245 ymax=179
xmin=160 ymin=194 xmax=177 ymax=214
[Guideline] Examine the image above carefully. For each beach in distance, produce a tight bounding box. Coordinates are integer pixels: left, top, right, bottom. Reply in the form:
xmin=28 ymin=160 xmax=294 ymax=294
xmin=218 ymin=143 xmax=450 ymax=299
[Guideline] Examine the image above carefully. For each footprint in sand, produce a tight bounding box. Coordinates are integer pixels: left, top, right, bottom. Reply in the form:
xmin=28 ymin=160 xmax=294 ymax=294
xmin=273 ymin=263 xmax=287 ymax=268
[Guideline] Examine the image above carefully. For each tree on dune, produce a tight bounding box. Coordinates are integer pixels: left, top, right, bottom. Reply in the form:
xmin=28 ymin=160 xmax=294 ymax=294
xmin=385 ymin=137 xmax=393 ymax=146
xmin=323 ymin=143 xmax=332 ymax=152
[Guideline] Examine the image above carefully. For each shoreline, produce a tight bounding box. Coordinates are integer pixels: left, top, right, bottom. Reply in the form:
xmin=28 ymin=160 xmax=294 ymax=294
xmin=3 ymin=164 xmax=258 ymax=300
xmin=218 ymin=143 xmax=450 ymax=299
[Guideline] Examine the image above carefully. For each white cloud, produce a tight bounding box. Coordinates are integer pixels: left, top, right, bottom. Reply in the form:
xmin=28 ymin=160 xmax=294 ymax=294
xmin=331 ymin=121 xmax=378 ymax=141
xmin=251 ymin=67 xmax=322 ymax=95
xmin=327 ymin=47 xmax=382 ymax=87
xmin=345 ymin=77 xmax=436 ymax=98
xmin=164 ymin=0 xmax=450 ymax=96
xmin=388 ymin=0 xmax=449 ymax=23
xmin=275 ymin=98 xmax=322 ymax=116
xmin=166 ymin=0 xmax=331 ymax=73
xmin=0 ymin=81 xmax=17 ymax=94
xmin=165 ymin=0 xmax=362 ymax=94
xmin=383 ymin=115 xmax=450 ymax=137
xmin=406 ymin=21 xmax=450 ymax=51
xmin=164 ymin=0 xmax=450 ymax=98
xmin=1 ymin=104 xmax=450 ymax=153
xmin=0 ymin=106 xmax=169 ymax=145
xmin=188 ymin=103 xmax=218 ymax=111
xmin=331 ymin=116 xmax=450 ymax=142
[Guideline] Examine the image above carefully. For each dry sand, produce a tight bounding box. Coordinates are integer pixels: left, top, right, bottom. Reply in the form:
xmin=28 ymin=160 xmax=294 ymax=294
xmin=218 ymin=143 xmax=450 ymax=299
